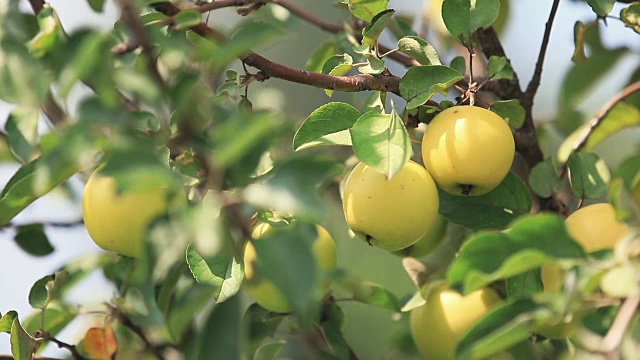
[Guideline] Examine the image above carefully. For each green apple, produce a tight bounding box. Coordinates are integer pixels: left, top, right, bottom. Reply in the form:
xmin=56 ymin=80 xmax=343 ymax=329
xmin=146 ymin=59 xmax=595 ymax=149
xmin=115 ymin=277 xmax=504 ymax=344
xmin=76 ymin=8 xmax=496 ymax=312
xmin=565 ymin=203 xmax=631 ymax=253
xmin=411 ymin=283 xmax=502 ymax=359
xmin=394 ymin=215 xmax=448 ymax=258
xmin=82 ymin=166 xmax=175 ymax=258
xmin=342 ymin=160 xmax=440 ymax=251
xmin=422 ymin=106 xmax=515 ymax=196
xmin=243 ymin=222 xmax=337 ymax=313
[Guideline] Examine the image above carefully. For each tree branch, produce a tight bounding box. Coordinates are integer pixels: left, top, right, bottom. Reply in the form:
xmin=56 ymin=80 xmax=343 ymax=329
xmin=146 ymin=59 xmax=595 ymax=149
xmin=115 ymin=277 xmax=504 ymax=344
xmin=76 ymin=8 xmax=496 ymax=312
xmin=116 ymin=0 xmax=165 ymax=87
xmin=37 ymin=331 xmax=86 ymax=360
xmin=572 ymin=81 xmax=640 ymax=153
xmin=524 ymin=0 xmax=561 ymax=105
xmin=27 ymin=0 xmax=45 ymax=14
xmin=601 ymin=294 xmax=640 ymax=353
xmin=110 ymin=306 xmax=165 ymax=360
xmin=153 ymin=4 xmax=402 ymax=95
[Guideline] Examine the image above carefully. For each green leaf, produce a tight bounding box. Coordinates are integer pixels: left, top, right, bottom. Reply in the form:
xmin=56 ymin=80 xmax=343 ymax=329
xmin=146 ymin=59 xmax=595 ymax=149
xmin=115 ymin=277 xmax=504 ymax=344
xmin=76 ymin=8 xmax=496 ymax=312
xmin=613 ymin=154 xmax=640 ymax=191
xmin=586 ymin=102 xmax=640 ymax=150
xmin=14 ymin=223 xmax=54 ymax=257
xmin=621 ymin=4 xmax=640 ymax=33
xmin=28 ymin=271 xmax=68 ymax=310
xmin=572 ymin=21 xmax=587 ymax=63
xmin=306 ymin=41 xmax=338 ymax=73
xmin=174 ymin=10 xmax=202 ymax=30
xmin=567 ymin=152 xmax=610 ymax=199
xmin=322 ymin=54 xmax=354 ymax=96
xmin=0 ymin=154 xmax=83 ymax=226
xmin=0 ymin=311 xmax=18 ymax=333
xmin=10 ymin=318 xmax=37 ymax=360
xmin=486 ymin=56 xmax=515 ymax=80
xmin=5 ymin=107 xmax=39 ymax=164
xmin=186 ymin=245 xmax=244 ymax=303
xmin=0 ymin=41 xmax=49 ymax=107
xmin=293 ymin=102 xmax=361 ymax=150
xmin=212 ymin=20 xmax=285 ymax=67
xmin=197 ymin=296 xmax=241 ymax=359
xmin=560 ymin=48 xmax=627 ymax=111
xmin=400 ymin=65 xmax=464 ymax=109
xmin=358 ymin=54 xmax=385 ymax=75
xmin=243 ymin=156 xmax=342 ymax=222
xmin=447 ymin=214 xmax=585 ymax=292
xmin=87 ymin=0 xmax=106 ymax=12
xmin=352 ymin=281 xmax=401 ymax=311
xmin=456 ymin=300 xmax=539 ymax=360
xmin=397 ymin=36 xmax=441 ymax=66
xmin=439 ymin=172 xmax=532 ymax=230
xmin=529 ymin=158 xmax=564 ymax=198
xmin=442 ymin=0 xmax=501 ymax=45
xmin=585 ymin=0 xmax=616 ymax=16
xmin=450 ymin=56 xmax=466 ymax=75
xmin=343 ymin=0 xmax=390 ymax=22
xmin=350 ymin=106 xmax=411 ymax=180
xmin=254 ymin=340 xmax=286 ymax=360
xmin=600 ymin=264 xmax=640 ymax=297
xmin=365 ymin=91 xmax=386 ymax=113
xmin=506 ymin=270 xmax=543 ymax=300
xmin=490 ymin=99 xmax=524 ymax=128
xmin=241 ymin=304 xmax=285 ymax=357
xmin=27 ymin=5 xmax=64 ymax=57
xmin=24 ymin=302 xmax=76 ymax=342
xmin=317 ymin=302 xmax=352 ymax=359
xmin=362 ymin=9 xmax=396 ymax=47
xmin=251 ymin=222 xmax=319 ymax=313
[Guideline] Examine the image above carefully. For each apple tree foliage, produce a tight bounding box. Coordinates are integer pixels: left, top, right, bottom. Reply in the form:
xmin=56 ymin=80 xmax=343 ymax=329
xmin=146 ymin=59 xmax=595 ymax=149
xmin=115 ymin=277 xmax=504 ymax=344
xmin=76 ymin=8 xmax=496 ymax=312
xmin=0 ymin=0 xmax=639 ymax=359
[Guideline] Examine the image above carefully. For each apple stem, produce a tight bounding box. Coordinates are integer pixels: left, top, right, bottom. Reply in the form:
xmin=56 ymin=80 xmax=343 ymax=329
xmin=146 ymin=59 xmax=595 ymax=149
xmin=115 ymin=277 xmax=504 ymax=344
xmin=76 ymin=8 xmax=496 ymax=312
xmin=460 ymin=185 xmax=473 ymax=196
xmin=364 ymin=234 xmax=373 ymax=246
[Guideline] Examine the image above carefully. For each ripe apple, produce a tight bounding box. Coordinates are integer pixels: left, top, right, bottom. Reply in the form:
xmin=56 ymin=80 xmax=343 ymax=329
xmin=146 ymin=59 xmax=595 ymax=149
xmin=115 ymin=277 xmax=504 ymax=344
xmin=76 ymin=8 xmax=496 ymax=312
xmin=565 ymin=203 xmax=631 ymax=253
xmin=421 ymin=106 xmax=515 ymax=196
xmin=243 ymin=222 xmax=337 ymax=313
xmin=82 ymin=167 xmax=176 ymax=258
xmin=393 ymin=214 xmax=448 ymax=258
xmin=342 ymin=160 xmax=440 ymax=251
xmin=410 ymin=283 xmax=502 ymax=359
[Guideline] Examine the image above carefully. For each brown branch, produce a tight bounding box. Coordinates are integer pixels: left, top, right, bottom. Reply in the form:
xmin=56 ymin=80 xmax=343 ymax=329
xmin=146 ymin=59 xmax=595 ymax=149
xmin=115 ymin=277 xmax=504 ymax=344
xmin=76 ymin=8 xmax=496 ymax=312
xmin=601 ymin=294 xmax=640 ymax=353
xmin=153 ymin=4 xmax=402 ymax=95
xmin=272 ymin=0 xmax=342 ymax=33
xmin=523 ymin=0 xmax=561 ymax=105
xmin=27 ymin=0 xmax=45 ymax=14
xmin=572 ymin=81 xmax=640 ymax=153
xmin=38 ymin=331 xmax=86 ymax=360
xmin=116 ymin=0 xmax=165 ymax=87
xmin=110 ymin=306 xmax=165 ymax=360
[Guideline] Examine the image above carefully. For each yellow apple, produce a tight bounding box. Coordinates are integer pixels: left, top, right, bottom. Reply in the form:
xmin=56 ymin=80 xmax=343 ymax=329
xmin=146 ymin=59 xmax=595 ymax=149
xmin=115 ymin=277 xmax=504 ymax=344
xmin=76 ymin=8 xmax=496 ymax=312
xmin=82 ymin=167 xmax=176 ymax=258
xmin=243 ymin=222 xmax=337 ymax=313
xmin=342 ymin=160 xmax=440 ymax=251
xmin=394 ymin=214 xmax=448 ymax=258
xmin=565 ymin=203 xmax=631 ymax=253
xmin=422 ymin=106 xmax=515 ymax=196
xmin=411 ymin=283 xmax=502 ymax=359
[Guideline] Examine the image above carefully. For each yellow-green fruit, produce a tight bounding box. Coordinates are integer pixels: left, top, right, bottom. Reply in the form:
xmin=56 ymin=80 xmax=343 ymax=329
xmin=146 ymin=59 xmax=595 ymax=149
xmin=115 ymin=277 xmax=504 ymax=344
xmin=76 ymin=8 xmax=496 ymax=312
xmin=82 ymin=167 xmax=172 ymax=258
xmin=243 ymin=223 xmax=337 ymax=313
xmin=422 ymin=106 xmax=515 ymax=196
xmin=411 ymin=284 xmax=502 ymax=360
xmin=394 ymin=215 xmax=448 ymax=258
xmin=565 ymin=203 xmax=631 ymax=253
xmin=342 ymin=161 xmax=440 ymax=251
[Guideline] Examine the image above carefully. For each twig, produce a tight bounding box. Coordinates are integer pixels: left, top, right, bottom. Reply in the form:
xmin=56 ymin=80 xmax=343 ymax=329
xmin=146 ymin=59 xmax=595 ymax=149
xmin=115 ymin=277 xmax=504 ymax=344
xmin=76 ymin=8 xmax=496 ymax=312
xmin=523 ymin=0 xmax=561 ymax=105
xmin=153 ymin=4 xmax=403 ymax=95
xmin=600 ymin=294 xmax=640 ymax=353
xmin=116 ymin=0 xmax=165 ymax=87
xmin=571 ymin=81 xmax=640 ymax=154
xmin=37 ymin=331 xmax=86 ymax=360
xmin=272 ymin=0 xmax=342 ymax=33
xmin=27 ymin=0 xmax=45 ymax=14
xmin=110 ymin=305 xmax=165 ymax=360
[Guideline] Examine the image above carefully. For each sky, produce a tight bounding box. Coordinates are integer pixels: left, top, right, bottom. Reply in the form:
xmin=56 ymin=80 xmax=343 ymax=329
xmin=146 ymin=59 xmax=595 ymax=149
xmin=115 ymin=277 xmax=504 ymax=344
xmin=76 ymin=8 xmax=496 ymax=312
xmin=0 ymin=0 xmax=638 ymax=357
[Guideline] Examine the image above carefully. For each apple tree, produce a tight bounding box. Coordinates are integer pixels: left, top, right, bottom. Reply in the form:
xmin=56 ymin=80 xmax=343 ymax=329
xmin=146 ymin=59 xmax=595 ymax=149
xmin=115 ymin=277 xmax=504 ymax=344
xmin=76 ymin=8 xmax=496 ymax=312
xmin=0 ymin=0 xmax=639 ymax=359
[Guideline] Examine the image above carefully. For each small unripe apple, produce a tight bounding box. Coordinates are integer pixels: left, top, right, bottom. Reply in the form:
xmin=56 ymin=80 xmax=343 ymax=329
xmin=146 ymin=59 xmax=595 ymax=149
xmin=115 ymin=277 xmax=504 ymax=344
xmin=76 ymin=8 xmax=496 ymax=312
xmin=422 ymin=106 xmax=515 ymax=196
xmin=410 ymin=283 xmax=502 ymax=360
xmin=393 ymin=215 xmax=448 ymax=258
xmin=342 ymin=160 xmax=440 ymax=251
xmin=243 ymin=223 xmax=337 ymax=313
xmin=82 ymin=167 xmax=176 ymax=258
xmin=565 ymin=203 xmax=631 ymax=253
